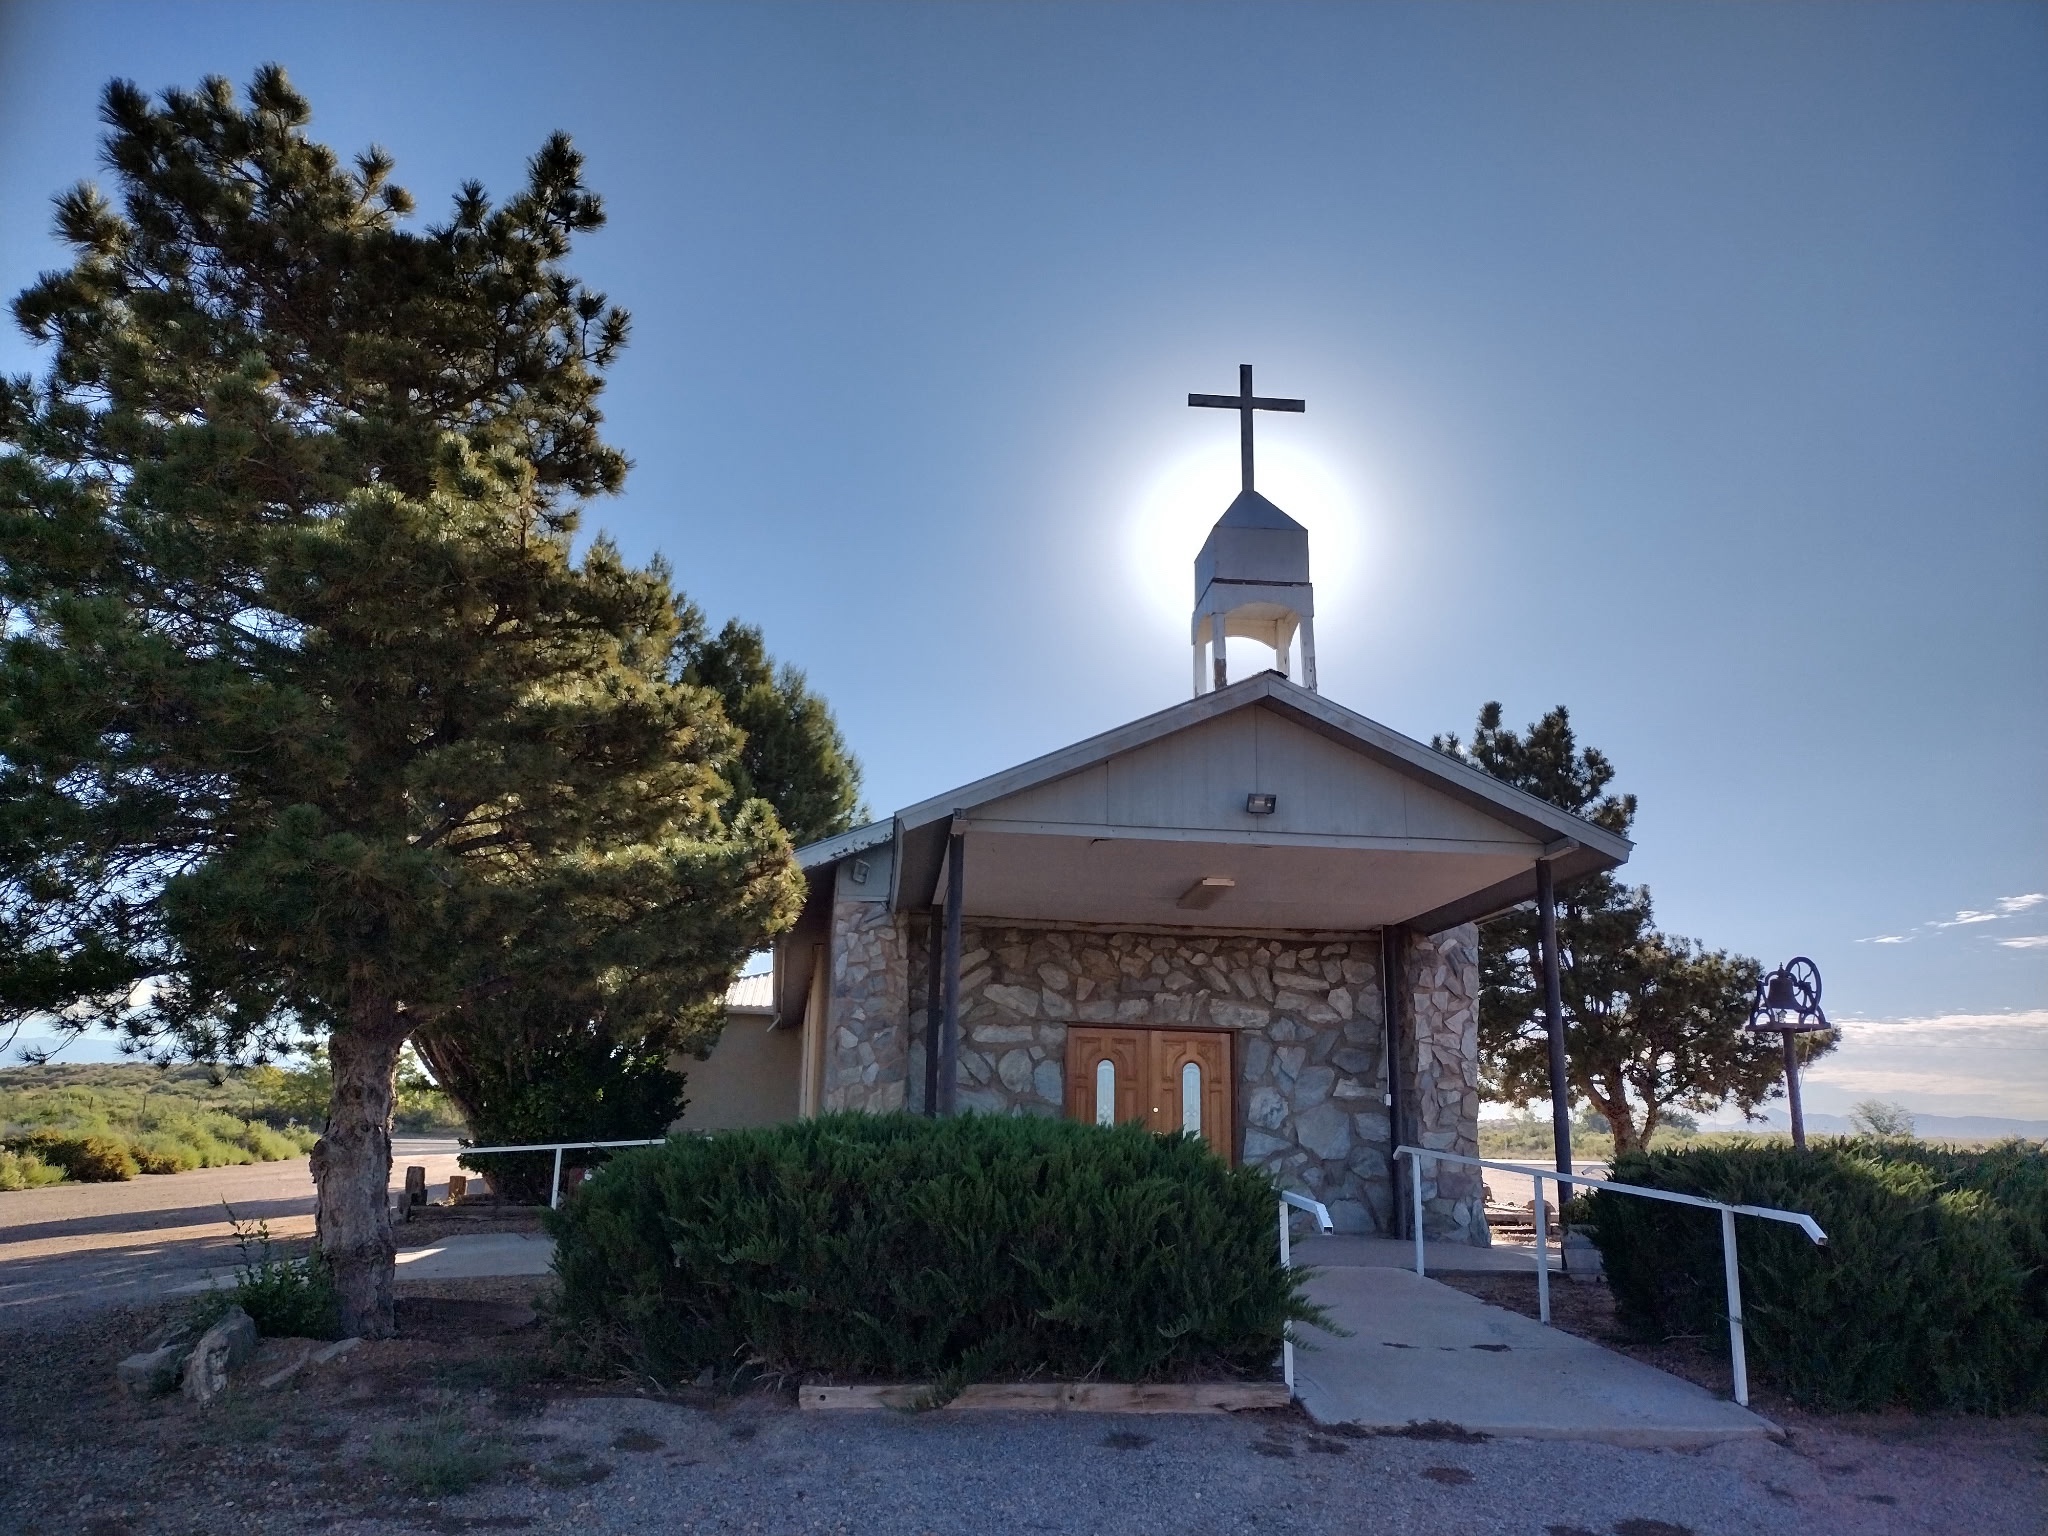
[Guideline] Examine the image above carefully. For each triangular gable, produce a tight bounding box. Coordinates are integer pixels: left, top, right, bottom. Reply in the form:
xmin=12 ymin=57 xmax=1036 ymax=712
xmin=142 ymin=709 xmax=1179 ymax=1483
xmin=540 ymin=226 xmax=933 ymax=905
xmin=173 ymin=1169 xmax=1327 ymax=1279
xmin=979 ymin=703 xmax=1536 ymax=851
xmin=891 ymin=673 xmax=1626 ymax=856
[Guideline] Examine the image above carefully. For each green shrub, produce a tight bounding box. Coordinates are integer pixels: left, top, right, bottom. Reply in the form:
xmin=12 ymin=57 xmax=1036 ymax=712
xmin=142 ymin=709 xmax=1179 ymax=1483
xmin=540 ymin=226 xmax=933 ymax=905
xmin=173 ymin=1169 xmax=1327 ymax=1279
xmin=0 ymin=1146 xmax=65 ymax=1190
xmin=131 ymin=1135 xmax=204 ymax=1174
xmin=1589 ymin=1139 xmax=2048 ymax=1412
xmin=549 ymin=1112 xmax=1321 ymax=1391
xmin=0 ymin=1064 xmax=328 ymax=1175
xmin=225 ymin=1209 xmax=341 ymax=1339
xmin=372 ymin=1409 xmax=509 ymax=1496
xmin=235 ymin=1122 xmax=305 ymax=1161
xmin=455 ymin=1020 xmax=685 ymax=1204
xmin=6 ymin=1131 xmax=139 ymax=1181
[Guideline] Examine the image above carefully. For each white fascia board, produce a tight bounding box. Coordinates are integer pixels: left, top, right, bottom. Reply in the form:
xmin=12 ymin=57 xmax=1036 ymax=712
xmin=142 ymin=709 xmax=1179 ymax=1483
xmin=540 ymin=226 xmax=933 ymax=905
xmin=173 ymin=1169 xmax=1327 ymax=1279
xmin=952 ymin=816 xmax=1541 ymax=857
xmin=794 ymin=818 xmax=896 ymax=872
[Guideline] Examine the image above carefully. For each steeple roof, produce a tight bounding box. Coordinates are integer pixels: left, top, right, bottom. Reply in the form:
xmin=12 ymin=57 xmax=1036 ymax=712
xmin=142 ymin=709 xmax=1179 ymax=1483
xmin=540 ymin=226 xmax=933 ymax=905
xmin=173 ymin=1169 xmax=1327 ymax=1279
xmin=1211 ymin=488 xmax=1306 ymax=532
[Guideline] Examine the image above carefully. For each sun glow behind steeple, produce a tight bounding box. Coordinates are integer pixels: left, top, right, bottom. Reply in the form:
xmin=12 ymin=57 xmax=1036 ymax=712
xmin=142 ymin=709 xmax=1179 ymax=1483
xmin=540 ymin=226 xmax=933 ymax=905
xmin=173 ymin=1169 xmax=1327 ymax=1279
xmin=1125 ymin=437 xmax=1365 ymax=634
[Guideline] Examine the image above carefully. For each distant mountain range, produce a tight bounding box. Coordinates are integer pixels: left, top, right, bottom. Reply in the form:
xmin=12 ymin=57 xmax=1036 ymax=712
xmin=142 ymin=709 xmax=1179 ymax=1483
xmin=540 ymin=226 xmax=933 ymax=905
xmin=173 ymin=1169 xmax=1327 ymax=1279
xmin=5 ymin=1035 xmax=138 ymax=1066
xmin=1712 ymin=1109 xmax=2048 ymax=1141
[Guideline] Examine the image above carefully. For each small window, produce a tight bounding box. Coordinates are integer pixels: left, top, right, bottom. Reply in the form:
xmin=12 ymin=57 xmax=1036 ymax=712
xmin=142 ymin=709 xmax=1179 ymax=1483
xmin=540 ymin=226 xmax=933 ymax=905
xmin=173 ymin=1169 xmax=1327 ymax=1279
xmin=1181 ymin=1059 xmax=1202 ymax=1138
xmin=1094 ymin=1058 xmax=1115 ymax=1127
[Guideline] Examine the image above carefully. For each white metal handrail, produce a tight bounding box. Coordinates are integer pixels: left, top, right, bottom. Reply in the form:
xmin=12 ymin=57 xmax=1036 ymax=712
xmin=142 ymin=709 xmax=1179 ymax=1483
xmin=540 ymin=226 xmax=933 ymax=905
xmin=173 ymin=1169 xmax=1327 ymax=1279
xmin=456 ymin=1137 xmax=667 ymax=1209
xmin=1393 ymin=1145 xmax=1826 ymax=1407
xmin=1277 ymin=1191 xmax=1334 ymax=1391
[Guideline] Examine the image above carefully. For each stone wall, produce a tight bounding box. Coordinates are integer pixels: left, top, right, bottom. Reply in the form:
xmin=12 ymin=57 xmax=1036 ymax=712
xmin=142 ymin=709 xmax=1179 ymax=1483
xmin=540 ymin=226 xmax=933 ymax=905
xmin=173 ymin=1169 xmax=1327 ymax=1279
xmin=816 ymin=905 xmax=1486 ymax=1243
xmin=951 ymin=924 xmax=1395 ymax=1234
xmin=820 ymin=898 xmax=910 ymax=1113
xmin=1401 ymin=922 xmax=1487 ymax=1243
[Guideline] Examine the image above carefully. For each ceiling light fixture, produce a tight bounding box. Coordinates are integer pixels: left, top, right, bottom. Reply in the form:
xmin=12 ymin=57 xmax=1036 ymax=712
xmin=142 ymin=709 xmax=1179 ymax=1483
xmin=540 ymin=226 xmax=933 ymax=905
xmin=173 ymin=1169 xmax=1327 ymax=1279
xmin=1177 ymin=876 xmax=1236 ymax=911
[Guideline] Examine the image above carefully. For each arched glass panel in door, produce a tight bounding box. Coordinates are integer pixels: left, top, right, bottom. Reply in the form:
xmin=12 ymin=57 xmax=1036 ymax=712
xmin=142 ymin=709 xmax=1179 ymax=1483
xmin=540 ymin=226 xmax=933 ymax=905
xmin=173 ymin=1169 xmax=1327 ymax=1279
xmin=1180 ymin=1059 xmax=1202 ymax=1138
xmin=1094 ymin=1058 xmax=1115 ymax=1126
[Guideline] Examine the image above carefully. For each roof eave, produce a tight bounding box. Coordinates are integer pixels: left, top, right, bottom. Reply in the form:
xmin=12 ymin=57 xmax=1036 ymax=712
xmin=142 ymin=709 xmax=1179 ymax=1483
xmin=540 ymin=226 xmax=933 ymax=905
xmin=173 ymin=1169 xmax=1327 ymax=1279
xmin=795 ymin=818 xmax=895 ymax=871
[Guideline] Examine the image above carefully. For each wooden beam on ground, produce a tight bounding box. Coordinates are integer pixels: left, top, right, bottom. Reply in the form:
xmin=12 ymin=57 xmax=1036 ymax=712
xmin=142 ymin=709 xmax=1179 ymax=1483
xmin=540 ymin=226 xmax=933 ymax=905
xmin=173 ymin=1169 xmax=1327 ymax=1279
xmin=798 ymin=1382 xmax=1290 ymax=1413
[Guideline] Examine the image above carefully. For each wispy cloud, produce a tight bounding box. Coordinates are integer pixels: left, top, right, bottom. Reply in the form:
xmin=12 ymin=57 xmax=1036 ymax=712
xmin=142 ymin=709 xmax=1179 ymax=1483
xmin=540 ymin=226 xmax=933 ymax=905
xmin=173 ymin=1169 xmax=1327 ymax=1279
xmin=1835 ymin=1008 xmax=2048 ymax=1032
xmin=1999 ymin=935 xmax=2048 ymax=950
xmin=1863 ymin=894 xmax=2048 ymax=944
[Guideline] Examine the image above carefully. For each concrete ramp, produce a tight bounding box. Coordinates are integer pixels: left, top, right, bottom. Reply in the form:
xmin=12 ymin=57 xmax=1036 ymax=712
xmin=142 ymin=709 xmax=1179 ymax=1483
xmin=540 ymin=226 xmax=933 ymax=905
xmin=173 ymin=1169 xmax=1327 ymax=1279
xmin=1292 ymin=1265 xmax=1774 ymax=1447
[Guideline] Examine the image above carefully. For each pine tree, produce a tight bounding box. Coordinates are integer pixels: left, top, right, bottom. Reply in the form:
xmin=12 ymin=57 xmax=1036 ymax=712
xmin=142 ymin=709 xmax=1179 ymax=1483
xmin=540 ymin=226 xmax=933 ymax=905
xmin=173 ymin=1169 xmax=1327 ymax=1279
xmin=1433 ymin=703 xmax=1832 ymax=1153
xmin=0 ymin=69 xmax=803 ymax=1333
xmin=674 ymin=609 xmax=866 ymax=847
xmin=408 ymin=611 xmax=864 ymax=1162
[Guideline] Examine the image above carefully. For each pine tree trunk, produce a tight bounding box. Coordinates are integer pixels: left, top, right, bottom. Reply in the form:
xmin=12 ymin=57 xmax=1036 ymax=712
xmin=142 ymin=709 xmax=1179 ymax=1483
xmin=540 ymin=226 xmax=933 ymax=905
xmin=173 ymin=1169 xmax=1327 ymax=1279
xmin=311 ymin=996 xmax=406 ymax=1338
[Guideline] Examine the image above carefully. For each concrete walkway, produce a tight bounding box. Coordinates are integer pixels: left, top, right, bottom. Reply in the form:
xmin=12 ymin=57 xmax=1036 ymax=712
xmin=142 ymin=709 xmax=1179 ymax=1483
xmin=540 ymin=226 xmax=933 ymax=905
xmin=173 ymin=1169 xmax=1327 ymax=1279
xmin=1299 ymin=1233 xmax=1561 ymax=1273
xmin=1291 ymin=1263 xmax=1774 ymax=1447
xmin=171 ymin=1230 xmax=556 ymax=1294
xmin=396 ymin=1231 xmax=554 ymax=1280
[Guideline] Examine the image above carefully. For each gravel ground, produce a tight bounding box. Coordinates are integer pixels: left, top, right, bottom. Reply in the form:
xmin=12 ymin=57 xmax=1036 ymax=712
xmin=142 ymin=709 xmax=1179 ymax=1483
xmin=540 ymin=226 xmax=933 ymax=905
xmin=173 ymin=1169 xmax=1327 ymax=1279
xmin=3 ymin=1278 xmax=2042 ymax=1536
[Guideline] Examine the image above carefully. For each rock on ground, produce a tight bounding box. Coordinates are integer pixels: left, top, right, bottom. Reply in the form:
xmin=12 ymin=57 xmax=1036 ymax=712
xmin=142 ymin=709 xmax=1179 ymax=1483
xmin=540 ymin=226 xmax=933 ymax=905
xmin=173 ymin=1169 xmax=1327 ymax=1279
xmin=180 ymin=1306 xmax=257 ymax=1405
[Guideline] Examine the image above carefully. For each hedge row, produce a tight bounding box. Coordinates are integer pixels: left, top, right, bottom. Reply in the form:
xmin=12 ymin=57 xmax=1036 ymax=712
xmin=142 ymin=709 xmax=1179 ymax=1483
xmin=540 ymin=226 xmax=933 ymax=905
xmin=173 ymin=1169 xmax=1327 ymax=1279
xmin=0 ymin=1118 xmax=315 ymax=1183
xmin=549 ymin=1113 xmax=1319 ymax=1389
xmin=0 ymin=1147 xmax=66 ymax=1190
xmin=1589 ymin=1140 xmax=2047 ymax=1412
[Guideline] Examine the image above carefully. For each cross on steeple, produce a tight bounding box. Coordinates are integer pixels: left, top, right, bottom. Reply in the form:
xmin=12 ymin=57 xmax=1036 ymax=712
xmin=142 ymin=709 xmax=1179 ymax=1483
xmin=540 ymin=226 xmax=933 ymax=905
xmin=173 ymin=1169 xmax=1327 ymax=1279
xmin=1188 ymin=364 xmax=1304 ymax=494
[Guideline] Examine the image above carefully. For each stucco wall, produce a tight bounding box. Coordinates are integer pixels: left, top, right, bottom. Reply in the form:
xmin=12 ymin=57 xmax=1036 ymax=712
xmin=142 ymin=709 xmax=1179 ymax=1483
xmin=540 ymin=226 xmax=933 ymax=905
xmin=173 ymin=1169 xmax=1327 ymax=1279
xmin=672 ymin=1015 xmax=800 ymax=1132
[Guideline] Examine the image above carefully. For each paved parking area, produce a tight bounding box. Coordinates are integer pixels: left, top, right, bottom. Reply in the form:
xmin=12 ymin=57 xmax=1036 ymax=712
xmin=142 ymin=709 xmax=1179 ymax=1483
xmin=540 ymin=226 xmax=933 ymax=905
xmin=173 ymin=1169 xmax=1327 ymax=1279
xmin=0 ymin=1139 xmax=462 ymax=1318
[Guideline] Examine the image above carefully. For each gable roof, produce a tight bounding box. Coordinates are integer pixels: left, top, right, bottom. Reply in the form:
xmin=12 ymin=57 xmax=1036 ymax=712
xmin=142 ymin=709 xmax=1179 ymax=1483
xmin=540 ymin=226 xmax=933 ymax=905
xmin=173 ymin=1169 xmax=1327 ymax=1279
xmin=799 ymin=672 xmax=1630 ymax=935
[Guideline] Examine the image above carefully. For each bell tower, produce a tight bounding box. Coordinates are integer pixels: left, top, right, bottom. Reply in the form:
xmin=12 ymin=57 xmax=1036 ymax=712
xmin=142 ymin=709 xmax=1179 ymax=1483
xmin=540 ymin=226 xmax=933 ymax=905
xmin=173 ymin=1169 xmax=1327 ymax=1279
xmin=1188 ymin=365 xmax=1316 ymax=694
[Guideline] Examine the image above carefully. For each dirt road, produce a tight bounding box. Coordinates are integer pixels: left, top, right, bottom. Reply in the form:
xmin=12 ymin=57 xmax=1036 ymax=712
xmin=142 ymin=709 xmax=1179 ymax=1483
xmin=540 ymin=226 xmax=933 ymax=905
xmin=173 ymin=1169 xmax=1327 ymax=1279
xmin=0 ymin=1138 xmax=463 ymax=1319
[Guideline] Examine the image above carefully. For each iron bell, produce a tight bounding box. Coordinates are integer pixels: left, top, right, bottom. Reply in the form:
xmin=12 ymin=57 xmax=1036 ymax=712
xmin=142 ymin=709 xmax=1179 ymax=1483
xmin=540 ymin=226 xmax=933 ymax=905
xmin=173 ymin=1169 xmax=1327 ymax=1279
xmin=1761 ymin=970 xmax=1800 ymax=1013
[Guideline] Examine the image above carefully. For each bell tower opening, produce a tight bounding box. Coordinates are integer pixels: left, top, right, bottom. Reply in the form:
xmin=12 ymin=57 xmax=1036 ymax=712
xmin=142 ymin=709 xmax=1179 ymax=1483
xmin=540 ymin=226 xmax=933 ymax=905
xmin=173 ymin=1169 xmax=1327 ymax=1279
xmin=1187 ymin=364 xmax=1316 ymax=694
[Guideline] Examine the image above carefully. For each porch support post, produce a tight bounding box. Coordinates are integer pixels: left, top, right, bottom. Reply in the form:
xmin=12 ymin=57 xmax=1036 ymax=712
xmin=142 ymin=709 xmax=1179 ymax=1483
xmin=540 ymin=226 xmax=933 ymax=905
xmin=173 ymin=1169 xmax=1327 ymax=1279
xmin=923 ymin=911 xmax=943 ymax=1117
xmin=1537 ymin=859 xmax=1574 ymax=1201
xmin=1380 ymin=924 xmax=1408 ymax=1241
xmin=938 ymin=820 xmax=965 ymax=1116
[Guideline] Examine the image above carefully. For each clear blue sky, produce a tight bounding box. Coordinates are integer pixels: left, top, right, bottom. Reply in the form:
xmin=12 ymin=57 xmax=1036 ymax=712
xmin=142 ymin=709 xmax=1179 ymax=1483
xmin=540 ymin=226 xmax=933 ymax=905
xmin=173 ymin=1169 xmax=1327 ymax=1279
xmin=3 ymin=3 xmax=2043 ymax=1107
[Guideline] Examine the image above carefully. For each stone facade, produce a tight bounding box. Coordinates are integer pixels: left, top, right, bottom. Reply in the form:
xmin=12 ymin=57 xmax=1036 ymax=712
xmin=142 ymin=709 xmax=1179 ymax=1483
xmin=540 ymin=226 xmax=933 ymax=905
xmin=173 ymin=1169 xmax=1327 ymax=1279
xmin=944 ymin=924 xmax=1396 ymax=1235
xmin=820 ymin=897 xmax=909 ymax=1113
xmin=827 ymin=911 xmax=1486 ymax=1243
xmin=1401 ymin=922 xmax=1488 ymax=1243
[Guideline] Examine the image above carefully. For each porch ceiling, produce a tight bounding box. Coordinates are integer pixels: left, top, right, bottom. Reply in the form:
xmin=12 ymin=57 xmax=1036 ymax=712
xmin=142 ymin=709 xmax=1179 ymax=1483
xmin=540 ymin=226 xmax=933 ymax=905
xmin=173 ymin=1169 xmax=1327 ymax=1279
xmin=941 ymin=827 xmax=1541 ymax=933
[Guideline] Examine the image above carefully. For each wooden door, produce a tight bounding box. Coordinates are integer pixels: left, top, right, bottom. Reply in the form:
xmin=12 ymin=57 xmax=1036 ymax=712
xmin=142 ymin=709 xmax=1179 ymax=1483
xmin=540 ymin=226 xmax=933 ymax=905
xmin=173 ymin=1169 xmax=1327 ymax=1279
xmin=1064 ymin=1029 xmax=1145 ymax=1128
xmin=1065 ymin=1028 xmax=1234 ymax=1160
xmin=1148 ymin=1031 xmax=1232 ymax=1152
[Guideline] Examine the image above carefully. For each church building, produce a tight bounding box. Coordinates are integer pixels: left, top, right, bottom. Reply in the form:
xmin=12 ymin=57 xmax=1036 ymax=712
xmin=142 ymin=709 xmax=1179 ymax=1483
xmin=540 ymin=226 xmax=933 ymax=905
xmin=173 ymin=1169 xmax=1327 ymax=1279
xmin=687 ymin=368 xmax=1630 ymax=1240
